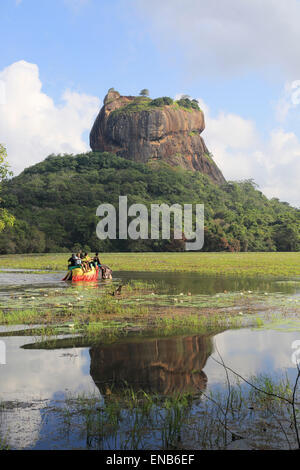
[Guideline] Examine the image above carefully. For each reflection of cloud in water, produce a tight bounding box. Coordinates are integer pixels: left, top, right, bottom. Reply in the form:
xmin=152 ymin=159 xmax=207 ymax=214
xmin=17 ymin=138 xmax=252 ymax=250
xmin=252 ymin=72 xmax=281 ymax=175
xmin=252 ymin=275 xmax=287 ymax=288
xmin=0 ymin=336 xmax=99 ymax=449
xmin=0 ymin=403 xmax=43 ymax=449
xmin=1 ymin=328 xmax=300 ymax=448
xmin=0 ymin=337 xmax=98 ymax=400
xmin=204 ymin=329 xmax=300 ymax=386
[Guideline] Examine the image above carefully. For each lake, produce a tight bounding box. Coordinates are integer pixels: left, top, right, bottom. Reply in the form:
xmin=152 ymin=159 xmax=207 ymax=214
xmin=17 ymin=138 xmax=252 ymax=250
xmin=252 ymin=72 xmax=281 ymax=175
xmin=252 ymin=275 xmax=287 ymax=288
xmin=0 ymin=270 xmax=299 ymax=449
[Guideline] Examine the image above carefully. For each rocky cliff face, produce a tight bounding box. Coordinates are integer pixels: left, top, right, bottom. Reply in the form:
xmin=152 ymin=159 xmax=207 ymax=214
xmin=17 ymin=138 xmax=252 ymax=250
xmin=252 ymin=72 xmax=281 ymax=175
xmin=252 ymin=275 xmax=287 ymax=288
xmin=90 ymin=89 xmax=225 ymax=184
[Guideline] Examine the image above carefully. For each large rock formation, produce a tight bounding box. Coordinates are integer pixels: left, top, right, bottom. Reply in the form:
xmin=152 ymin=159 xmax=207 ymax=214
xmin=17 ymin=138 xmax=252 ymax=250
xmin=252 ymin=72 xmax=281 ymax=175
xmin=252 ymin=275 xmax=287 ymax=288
xmin=90 ymin=89 xmax=225 ymax=184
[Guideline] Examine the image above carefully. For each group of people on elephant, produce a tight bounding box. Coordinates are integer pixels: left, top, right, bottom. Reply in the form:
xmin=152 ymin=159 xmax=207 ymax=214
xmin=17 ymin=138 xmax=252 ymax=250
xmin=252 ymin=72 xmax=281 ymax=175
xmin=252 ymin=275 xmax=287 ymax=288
xmin=68 ymin=251 xmax=101 ymax=273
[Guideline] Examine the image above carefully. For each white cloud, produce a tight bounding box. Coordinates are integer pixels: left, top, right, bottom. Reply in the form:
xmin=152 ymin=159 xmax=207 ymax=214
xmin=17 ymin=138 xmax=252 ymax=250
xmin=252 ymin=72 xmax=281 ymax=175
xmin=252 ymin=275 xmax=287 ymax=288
xmin=141 ymin=0 xmax=300 ymax=205
xmin=195 ymin=97 xmax=300 ymax=206
xmin=276 ymin=80 xmax=300 ymax=122
xmin=0 ymin=335 xmax=100 ymax=449
xmin=0 ymin=60 xmax=100 ymax=175
xmin=0 ymin=60 xmax=298 ymax=207
xmin=136 ymin=0 xmax=300 ymax=77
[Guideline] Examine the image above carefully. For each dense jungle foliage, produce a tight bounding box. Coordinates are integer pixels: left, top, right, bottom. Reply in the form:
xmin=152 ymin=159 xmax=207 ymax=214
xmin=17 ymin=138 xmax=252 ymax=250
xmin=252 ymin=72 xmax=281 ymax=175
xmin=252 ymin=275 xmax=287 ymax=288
xmin=0 ymin=151 xmax=299 ymax=253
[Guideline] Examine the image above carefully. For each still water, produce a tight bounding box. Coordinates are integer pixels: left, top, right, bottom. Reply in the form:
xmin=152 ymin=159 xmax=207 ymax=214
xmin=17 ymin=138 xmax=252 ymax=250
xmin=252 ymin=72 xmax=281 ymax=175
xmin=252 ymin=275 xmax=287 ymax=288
xmin=0 ymin=270 xmax=299 ymax=449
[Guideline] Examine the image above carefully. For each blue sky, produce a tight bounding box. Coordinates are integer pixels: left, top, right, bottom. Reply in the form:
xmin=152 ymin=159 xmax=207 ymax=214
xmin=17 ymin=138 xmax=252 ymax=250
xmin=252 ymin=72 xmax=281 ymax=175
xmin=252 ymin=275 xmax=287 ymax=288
xmin=1 ymin=0 xmax=280 ymax=124
xmin=1 ymin=0 xmax=300 ymax=206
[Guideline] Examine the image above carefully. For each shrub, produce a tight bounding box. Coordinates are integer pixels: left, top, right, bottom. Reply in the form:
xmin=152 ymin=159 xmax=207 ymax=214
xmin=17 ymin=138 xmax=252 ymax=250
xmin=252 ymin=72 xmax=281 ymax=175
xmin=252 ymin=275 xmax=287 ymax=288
xmin=176 ymin=98 xmax=200 ymax=111
xmin=150 ymin=97 xmax=174 ymax=107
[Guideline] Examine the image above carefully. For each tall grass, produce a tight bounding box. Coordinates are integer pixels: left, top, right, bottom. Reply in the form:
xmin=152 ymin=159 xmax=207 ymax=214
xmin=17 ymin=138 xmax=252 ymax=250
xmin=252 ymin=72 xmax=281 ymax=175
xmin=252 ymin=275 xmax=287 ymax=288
xmin=0 ymin=252 xmax=299 ymax=277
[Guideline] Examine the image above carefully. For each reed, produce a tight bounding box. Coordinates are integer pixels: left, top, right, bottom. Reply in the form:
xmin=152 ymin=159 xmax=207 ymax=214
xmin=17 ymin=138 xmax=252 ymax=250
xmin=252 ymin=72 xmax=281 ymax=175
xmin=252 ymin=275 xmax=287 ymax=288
xmin=39 ymin=371 xmax=299 ymax=450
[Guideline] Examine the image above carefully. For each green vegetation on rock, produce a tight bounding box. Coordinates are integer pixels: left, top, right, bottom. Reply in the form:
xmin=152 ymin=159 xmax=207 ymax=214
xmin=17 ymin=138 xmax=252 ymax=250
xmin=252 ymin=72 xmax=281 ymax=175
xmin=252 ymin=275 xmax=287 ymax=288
xmin=175 ymin=97 xmax=201 ymax=111
xmin=110 ymin=95 xmax=200 ymax=116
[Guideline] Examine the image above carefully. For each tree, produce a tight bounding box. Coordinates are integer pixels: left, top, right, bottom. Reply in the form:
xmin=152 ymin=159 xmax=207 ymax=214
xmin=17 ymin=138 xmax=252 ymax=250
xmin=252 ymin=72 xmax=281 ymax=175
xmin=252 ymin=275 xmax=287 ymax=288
xmin=0 ymin=144 xmax=11 ymax=182
xmin=274 ymin=222 xmax=300 ymax=251
xmin=139 ymin=89 xmax=149 ymax=97
xmin=0 ymin=144 xmax=15 ymax=232
xmin=0 ymin=150 xmax=299 ymax=254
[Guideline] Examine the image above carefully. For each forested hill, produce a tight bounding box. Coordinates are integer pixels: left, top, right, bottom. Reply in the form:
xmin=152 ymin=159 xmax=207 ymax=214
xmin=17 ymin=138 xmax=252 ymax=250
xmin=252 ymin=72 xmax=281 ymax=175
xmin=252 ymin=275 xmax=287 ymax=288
xmin=0 ymin=151 xmax=299 ymax=254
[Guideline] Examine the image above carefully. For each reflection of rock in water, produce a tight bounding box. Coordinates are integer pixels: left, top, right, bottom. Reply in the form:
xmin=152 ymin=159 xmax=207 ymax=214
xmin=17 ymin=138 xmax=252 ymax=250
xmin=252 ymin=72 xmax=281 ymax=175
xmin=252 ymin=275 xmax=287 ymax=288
xmin=90 ymin=335 xmax=213 ymax=395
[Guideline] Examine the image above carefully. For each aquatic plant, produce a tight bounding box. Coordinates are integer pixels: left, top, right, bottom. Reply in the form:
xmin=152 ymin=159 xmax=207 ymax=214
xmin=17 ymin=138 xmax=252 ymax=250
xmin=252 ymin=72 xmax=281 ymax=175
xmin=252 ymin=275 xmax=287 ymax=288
xmin=0 ymin=437 xmax=9 ymax=450
xmin=34 ymin=367 xmax=300 ymax=450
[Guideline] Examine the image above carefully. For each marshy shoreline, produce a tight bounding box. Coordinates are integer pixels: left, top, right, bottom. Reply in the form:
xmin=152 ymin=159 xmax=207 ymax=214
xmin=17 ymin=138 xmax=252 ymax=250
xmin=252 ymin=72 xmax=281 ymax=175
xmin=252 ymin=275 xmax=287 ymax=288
xmin=0 ymin=252 xmax=299 ymax=450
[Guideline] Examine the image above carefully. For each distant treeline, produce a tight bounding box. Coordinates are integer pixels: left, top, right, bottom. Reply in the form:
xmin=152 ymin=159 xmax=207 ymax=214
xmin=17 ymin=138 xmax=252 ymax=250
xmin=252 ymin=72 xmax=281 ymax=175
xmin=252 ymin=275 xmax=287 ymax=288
xmin=0 ymin=152 xmax=299 ymax=253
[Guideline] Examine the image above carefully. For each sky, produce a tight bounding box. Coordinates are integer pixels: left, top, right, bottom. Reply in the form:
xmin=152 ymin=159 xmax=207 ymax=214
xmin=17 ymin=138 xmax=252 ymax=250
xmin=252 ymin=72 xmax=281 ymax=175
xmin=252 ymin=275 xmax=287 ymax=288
xmin=0 ymin=0 xmax=300 ymax=206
